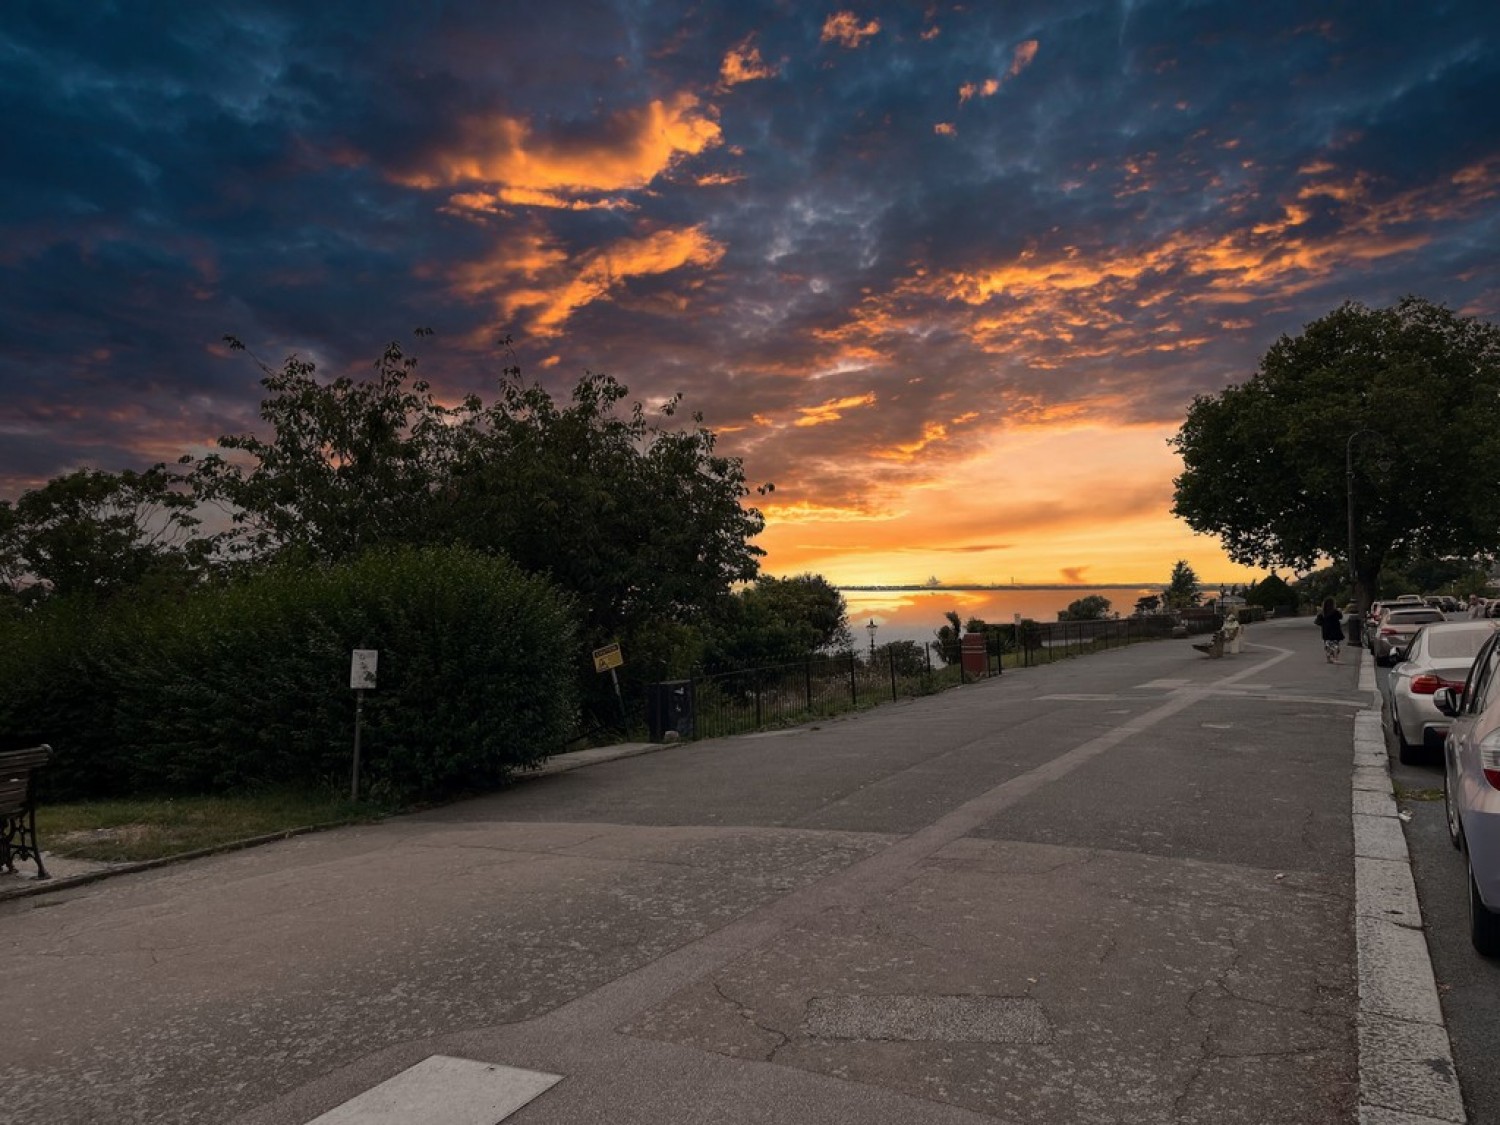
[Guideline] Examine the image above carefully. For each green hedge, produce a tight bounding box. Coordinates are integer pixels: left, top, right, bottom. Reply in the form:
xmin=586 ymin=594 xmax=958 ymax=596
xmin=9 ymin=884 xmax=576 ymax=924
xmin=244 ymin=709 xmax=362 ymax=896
xmin=0 ymin=547 xmax=579 ymax=802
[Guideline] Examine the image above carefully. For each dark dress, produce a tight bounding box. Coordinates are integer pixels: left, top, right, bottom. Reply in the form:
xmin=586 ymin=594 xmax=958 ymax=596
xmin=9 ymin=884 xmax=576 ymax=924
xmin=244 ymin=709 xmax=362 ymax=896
xmin=1314 ymin=608 xmax=1344 ymax=659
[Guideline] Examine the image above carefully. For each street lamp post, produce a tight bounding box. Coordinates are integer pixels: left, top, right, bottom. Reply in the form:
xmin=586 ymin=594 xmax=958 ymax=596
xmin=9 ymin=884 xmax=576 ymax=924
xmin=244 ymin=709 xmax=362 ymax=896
xmin=866 ymin=618 xmax=878 ymax=661
xmin=1346 ymin=429 xmax=1377 ymax=609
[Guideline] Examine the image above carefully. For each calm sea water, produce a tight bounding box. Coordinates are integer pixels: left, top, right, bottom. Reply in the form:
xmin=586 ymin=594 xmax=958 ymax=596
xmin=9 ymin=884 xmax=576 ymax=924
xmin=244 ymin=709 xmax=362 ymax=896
xmin=841 ymin=586 xmax=1168 ymax=649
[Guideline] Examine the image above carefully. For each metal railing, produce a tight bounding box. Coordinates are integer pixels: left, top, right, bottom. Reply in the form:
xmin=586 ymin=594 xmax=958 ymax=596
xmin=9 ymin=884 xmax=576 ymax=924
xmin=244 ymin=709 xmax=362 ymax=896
xmin=687 ymin=648 xmax=950 ymax=739
xmin=1001 ymin=611 xmax=1223 ymax=667
xmin=674 ymin=612 xmax=1236 ymax=740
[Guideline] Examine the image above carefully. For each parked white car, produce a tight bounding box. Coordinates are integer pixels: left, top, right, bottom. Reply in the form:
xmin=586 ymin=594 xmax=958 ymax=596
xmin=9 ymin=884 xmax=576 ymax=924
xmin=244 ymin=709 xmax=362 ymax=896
xmin=1436 ymin=631 xmax=1500 ymax=955
xmin=1373 ymin=606 xmax=1446 ymax=665
xmin=1387 ymin=620 xmax=1500 ymax=764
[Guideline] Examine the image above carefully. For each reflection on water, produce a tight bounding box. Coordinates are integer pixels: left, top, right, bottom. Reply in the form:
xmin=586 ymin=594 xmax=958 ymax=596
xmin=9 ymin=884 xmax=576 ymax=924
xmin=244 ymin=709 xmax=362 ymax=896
xmin=843 ymin=587 xmax=1164 ymax=649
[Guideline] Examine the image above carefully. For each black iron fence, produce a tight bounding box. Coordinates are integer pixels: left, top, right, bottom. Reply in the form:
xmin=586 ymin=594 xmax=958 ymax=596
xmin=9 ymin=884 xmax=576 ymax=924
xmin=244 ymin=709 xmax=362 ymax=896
xmin=685 ymin=648 xmax=950 ymax=740
xmin=1002 ymin=609 xmax=1223 ymax=666
xmin=659 ymin=611 xmax=1237 ymax=742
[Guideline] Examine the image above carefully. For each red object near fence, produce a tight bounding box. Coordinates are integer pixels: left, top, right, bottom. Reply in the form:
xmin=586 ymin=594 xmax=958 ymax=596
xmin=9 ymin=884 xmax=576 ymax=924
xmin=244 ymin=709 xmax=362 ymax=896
xmin=961 ymin=632 xmax=988 ymax=677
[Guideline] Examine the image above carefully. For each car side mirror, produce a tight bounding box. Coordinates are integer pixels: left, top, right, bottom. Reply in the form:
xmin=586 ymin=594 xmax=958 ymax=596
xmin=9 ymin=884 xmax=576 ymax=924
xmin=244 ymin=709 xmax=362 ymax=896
xmin=1435 ymin=688 xmax=1462 ymax=718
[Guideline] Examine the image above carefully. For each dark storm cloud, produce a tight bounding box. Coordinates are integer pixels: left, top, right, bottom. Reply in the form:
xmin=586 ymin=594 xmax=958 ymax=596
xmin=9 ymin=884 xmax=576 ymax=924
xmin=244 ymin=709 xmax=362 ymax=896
xmin=1 ymin=0 xmax=1497 ymax=511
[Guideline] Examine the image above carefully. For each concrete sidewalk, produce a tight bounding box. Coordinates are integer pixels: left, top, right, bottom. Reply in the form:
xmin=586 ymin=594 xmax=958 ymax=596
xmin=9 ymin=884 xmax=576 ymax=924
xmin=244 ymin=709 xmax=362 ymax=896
xmin=0 ymin=739 xmax=671 ymax=902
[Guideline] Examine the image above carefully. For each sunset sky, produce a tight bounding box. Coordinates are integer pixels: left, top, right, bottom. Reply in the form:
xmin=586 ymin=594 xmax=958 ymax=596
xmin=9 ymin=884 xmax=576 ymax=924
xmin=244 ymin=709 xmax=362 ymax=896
xmin=3 ymin=2 xmax=1498 ymax=588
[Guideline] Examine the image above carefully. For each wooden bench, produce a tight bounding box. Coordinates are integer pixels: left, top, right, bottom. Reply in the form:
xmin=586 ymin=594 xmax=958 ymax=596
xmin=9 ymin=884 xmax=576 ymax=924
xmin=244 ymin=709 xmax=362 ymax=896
xmin=0 ymin=744 xmax=51 ymax=879
xmin=1192 ymin=631 xmax=1226 ymax=658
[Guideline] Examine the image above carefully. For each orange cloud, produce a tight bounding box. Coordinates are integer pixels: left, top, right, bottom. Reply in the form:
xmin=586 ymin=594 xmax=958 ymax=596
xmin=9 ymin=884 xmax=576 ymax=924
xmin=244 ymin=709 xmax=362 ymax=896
xmin=959 ymin=78 xmax=1001 ymax=103
xmin=397 ymin=93 xmax=721 ymax=210
xmin=446 ymin=188 xmax=633 ymax=214
xmin=721 ymin=37 xmax=778 ymax=86
xmin=814 ymin=153 xmax=1500 ymax=386
xmin=1008 ymin=40 xmax=1039 ymax=79
xmin=760 ymin=500 xmax=895 ymax=524
xmin=453 ymin=224 xmax=725 ymax=336
xmin=794 ymin=392 xmax=878 ymax=427
xmin=934 ymin=122 xmax=957 ymax=136
xmin=822 ymin=12 xmax=881 ymax=48
xmin=873 ymin=420 xmax=949 ymax=462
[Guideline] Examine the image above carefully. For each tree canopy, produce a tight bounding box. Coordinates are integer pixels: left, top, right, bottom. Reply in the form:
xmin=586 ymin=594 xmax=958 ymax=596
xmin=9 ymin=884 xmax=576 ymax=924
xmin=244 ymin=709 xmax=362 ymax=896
xmin=1059 ymin=595 xmax=1111 ymax=620
xmin=703 ymin=574 xmax=852 ymax=670
xmin=0 ymin=466 xmax=203 ymax=604
xmin=1171 ymin=297 xmax=1500 ymax=607
xmin=184 ymin=336 xmax=768 ymax=653
xmin=1163 ymin=560 xmax=1201 ymax=609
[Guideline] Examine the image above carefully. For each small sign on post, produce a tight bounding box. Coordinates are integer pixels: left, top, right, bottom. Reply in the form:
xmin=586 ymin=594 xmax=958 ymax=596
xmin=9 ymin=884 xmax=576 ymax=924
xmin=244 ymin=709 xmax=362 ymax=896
xmin=349 ymin=649 xmax=378 ymax=800
xmin=351 ymin=649 xmax=378 ymax=690
xmin=592 ymin=643 xmax=628 ymax=731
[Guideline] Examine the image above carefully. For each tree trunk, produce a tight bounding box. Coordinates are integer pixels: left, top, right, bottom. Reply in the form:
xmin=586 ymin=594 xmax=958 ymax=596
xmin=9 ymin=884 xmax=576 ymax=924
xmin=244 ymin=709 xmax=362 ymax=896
xmin=1355 ymin=557 xmax=1383 ymax=615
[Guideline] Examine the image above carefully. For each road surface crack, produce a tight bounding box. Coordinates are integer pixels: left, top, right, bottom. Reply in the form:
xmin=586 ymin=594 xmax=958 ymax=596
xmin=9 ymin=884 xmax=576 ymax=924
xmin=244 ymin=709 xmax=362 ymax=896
xmin=711 ymin=978 xmax=790 ymax=1061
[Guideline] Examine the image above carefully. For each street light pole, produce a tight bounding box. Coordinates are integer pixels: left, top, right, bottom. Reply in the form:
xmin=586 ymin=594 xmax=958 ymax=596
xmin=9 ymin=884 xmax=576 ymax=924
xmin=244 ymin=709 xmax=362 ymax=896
xmin=1346 ymin=429 xmax=1377 ymax=610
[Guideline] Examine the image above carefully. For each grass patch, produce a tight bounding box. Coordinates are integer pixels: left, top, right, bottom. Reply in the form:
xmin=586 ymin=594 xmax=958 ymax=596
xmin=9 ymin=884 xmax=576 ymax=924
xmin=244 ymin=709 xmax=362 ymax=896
xmin=37 ymin=790 xmax=393 ymax=863
xmin=1395 ymin=786 xmax=1444 ymax=803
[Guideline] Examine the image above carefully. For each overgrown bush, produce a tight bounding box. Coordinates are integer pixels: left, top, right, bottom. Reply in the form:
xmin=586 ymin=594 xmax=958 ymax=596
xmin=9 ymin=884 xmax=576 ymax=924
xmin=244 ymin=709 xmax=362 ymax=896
xmin=0 ymin=598 xmax=127 ymax=794
xmin=0 ymin=546 xmax=578 ymax=802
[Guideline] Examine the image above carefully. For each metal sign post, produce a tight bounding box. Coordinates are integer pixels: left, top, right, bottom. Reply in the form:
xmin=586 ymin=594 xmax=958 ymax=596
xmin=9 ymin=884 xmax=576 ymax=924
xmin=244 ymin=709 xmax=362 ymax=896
xmin=592 ymin=643 xmax=628 ymax=731
xmin=349 ymin=650 xmax=378 ymax=801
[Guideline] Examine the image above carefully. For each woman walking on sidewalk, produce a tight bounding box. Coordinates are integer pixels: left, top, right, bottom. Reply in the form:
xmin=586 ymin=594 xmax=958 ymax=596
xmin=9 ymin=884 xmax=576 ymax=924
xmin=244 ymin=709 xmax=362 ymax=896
xmin=1315 ymin=597 xmax=1345 ymax=663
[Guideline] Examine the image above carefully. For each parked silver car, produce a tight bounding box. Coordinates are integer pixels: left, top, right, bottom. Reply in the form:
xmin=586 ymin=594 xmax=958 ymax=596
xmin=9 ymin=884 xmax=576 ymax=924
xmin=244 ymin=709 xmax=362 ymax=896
xmin=1436 ymin=632 xmax=1500 ymax=956
xmin=1364 ymin=600 xmax=1402 ymax=650
xmin=1373 ymin=606 xmax=1446 ymax=665
xmin=1387 ymin=620 xmax=1499 ymax=764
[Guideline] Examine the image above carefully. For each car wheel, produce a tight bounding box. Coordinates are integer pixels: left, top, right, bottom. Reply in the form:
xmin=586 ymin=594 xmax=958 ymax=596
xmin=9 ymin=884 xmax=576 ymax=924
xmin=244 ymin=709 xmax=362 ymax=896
xmin=1394 ymin=709 xmax=1424 ymax=765
xmin=1444 ymin=752 xmax=1462 ymax=850
xmin=1468 ymin=849 xmax=1500 ymax=957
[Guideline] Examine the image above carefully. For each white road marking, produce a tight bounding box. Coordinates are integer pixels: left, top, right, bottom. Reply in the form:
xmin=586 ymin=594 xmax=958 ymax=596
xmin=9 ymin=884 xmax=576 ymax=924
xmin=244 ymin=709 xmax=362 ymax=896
xmin=304 ymin=1056 xmax=561 ymax=1125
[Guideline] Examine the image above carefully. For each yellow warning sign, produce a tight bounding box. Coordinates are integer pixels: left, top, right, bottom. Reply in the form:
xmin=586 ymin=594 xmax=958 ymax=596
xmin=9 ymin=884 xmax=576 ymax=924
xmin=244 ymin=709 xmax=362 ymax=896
xmin=592 ymin=643 xmax=624 ymax=673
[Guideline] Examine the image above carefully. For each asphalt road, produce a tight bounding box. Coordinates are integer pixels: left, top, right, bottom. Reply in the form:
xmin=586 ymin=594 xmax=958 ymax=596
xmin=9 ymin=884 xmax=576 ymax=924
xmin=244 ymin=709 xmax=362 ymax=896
xmin=1378 ymin=650 xmax=1500 ymax=1125
xmin=0 ymin=620 xmax=1405 ymax=1123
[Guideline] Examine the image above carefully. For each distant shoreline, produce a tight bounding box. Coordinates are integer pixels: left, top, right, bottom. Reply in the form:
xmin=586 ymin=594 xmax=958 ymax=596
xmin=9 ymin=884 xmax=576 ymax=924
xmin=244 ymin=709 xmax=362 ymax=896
xmin=838 ymin=583 xmax=1227 ymax=592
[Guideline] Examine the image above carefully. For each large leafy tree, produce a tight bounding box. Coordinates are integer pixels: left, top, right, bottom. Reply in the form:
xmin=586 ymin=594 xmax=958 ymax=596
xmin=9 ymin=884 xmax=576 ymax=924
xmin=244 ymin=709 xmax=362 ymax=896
xmin=1059 ymin=595 xmax=1111 ymax=620
xmin=0 ymin=466 xmax=204 ymax=602
xmin=437 ymin=369 xmax=766 ymax=649
xmin=1243 ymin=573 xmax=1297 ymax=613
xmin=1163 ymin=560 xmax=1201 ymax=609
xmin=191 ymin=336 xmax=452 ymax=564
xmin=1171 ymin=297 xmax=1500 ymax=609
xmin=191 ymin=336 xmax=767 ymax=657
xmin=705 ymin=574 xmax=852 ymax=669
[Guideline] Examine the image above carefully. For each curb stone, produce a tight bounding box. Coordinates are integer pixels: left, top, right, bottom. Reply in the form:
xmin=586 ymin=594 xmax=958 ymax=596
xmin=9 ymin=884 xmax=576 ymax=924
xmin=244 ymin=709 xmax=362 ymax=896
xmin=1353 ymin=685 xmax=1467 ymax=1123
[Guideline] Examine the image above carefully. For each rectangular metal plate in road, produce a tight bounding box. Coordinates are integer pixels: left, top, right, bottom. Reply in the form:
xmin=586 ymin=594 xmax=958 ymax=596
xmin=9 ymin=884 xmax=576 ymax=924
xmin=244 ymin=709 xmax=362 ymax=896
xmin=304 ymin=1055 xmax=561 ymax=1125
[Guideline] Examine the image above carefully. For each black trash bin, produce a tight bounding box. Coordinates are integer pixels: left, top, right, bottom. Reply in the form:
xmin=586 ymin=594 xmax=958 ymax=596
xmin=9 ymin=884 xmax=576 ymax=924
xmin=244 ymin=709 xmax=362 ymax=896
xmin=647 ymin=680 xmax=695 ymax=742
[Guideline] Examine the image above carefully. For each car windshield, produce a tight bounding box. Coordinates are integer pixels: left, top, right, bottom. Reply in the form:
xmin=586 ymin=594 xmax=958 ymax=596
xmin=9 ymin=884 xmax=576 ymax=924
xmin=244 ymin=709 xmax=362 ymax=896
xmin=1426 ymin=629 xmax=1495 ymax=659
xmin=1386 ymin=610 xmax=1444 ymax=624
